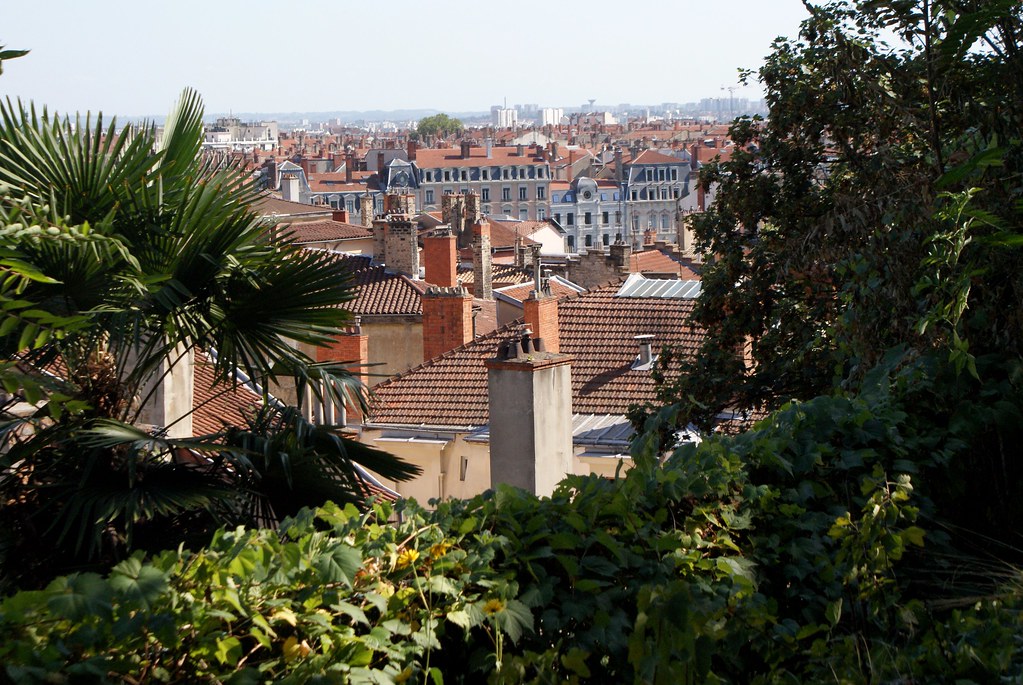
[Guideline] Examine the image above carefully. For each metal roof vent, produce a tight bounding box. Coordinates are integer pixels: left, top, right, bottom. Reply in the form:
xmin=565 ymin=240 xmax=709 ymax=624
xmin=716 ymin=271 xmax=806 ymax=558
xmin=632 ymin=334 xmax=657 ymax=371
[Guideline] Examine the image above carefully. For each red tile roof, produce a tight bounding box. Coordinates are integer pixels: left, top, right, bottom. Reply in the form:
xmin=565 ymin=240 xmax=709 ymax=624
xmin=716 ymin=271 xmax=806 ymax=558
xmin=415 ymin=146 xmax=548 ymax=168
xmin=191 ymin=350 xmax=262 ymax=436
xmin=331 ymin=254 xmax=425 ymax=316
xmin=629 ymin=249 xmax=701 ymax=278
xmin=282 ymin=220 xmax=371 ymax=244
xmin=628 ymin=149 xmax=687 ymax=166
xmin=488 ymin=219 xmax=556 ymax=239
xmin=367 ymin=280 xmax=703 ymax=428
xmin=457 ymin=263 xmax=532 ymax=289
xmin=496 ymin=279 xmax=583 ymax=304
xmin=253 ymin=193 xmax=331 ymax=218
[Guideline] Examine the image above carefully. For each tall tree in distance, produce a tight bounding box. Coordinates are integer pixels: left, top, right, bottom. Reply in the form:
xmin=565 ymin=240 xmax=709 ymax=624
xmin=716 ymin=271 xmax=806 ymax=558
xmin=414 ymin=113 xmax=463 ymax=139
xmin=655 ymin=0 xmax=1023 ymax=431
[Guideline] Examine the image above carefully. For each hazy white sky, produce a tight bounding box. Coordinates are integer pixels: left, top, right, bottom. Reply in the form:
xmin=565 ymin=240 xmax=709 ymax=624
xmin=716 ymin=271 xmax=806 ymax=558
xmin=2 ymin=0 xmax=811 ymax=118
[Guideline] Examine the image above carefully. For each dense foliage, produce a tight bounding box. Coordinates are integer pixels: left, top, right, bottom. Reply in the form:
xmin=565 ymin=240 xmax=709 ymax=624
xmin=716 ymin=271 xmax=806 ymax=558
xmin=414 ymin=114 xmax=463 ymax=140
xmin=657 ymin=0 xmax=1023 ymax=430
xmin=2 ymin=351 xmax=1021 ymax=683
xmin=0 ymin=91 xmax=418 ymax=589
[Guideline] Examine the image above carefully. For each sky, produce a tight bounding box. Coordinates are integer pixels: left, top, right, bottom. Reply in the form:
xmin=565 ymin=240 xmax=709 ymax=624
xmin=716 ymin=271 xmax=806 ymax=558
xmin=2 ymin=1 xmax=812 ymax=119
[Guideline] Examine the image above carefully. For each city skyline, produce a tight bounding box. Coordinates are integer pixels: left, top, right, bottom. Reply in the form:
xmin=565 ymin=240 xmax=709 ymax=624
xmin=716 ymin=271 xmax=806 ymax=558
xmin=2 ymin=0 xmax=811 ymax=119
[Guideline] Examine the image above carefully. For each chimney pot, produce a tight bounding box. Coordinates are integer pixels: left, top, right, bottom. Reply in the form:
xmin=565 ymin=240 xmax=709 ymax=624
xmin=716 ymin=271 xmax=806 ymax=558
xmin=634 ymin=334 xmax=655 ymax=368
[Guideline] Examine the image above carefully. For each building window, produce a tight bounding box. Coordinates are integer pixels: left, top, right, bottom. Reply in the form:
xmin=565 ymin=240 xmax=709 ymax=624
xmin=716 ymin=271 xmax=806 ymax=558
xmin=519 ymin=186 xmax=528 ymax=200
xmin=602 ymin=211 xmax=609 ymax=225
xmin=674 ymin=188 xmax=680 ymax=198
xmin=503 ymin=168 xmax=509 ymax=179
xmin=502 ymin=187 xmax=511 ymax=201
xmin=567 ymin=235 xmax=575 ymax=250
xmin=671 ymin=168 xmax=678 ymax=181
xmin=602 ymin=233 xmax=610 ymax=246
xmin=461 ymin=170 xmax=468 ymax=181
xmin=567 ymin=213 xmax=575 ymax=226
xmin=600 ymin=192 xmax=607 ymax=201
xmin=482 ymin=169 xmax=489 ymax=180
xmin=615 ymin=210 xmax=621 ymax=224
xmin=443 ymin=188 xmax=453 ymax=196
xmin=662 ymin=215 xmax=670 ymax=229
xmin=585 ymin=234 xmax=592 ymax=247
xmin=444 ymin=170 xmax=451 ymax=181
xmin=631 ymin=191 xmax=638 ymax=201
xmin=538 ymin=208 xmax=546 ymax=219
xmin=659 ymin=168 xmax=666 ymax=181
xmin=537 ymin=167 xmax=545 ymax=178
xmin=425 ymin=190 xmax=434 ymax=203
xmin=584 ymin=211 xmax=592 ymax=225
xmin=554 ymin=213 xmax=561 ymax=224
xmin=482 ymin=188 xmax=490 ymax=201
xmin=519 ymin=208 xmax=528 ymax=220
xmin=552 ymin=193 xmax=560 ymax=203
xmin=536 ymin=186 xmax=546 ymax=200
xmin=425 ymin=171 xmax=433 ymax=182
xmin=613 ymin=191 xmax=620 ymax=201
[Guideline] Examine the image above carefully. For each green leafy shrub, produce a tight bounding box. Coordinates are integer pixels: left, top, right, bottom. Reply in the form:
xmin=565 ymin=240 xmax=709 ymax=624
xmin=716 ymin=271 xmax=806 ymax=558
xmin=3 ymin=349 xmax=1021 ymax=683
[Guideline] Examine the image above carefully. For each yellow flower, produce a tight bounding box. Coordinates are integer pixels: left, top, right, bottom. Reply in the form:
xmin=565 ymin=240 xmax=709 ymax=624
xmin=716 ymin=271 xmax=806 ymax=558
xmin=482 ymin=598 xmax=505 ymax=616
xmin=395 ymin=548 xmax=420 ymax=569
xmin=429 ymin=541 xmax=452 ymax=559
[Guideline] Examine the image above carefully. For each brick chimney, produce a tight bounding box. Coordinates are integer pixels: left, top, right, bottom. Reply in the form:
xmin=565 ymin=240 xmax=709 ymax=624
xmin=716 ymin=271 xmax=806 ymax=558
xmin=460 ymin=140 xmax=471 ymax=159
xmin=486 ymin=335 xmax=573 ymax=497
xmin=384 ymin=214 xmax=419 ymax=277
xmin=423 ymin=230 xmax=458 ymax=287
xmin=407 ymin=139 xmax=417 ymax=162
xmin=332 ymin=209 xmax=349 ymax=223
xmin=345 ymin=152 xmax=354 ymax=184
xmin=376 ymin=151 xmax=385 ymax=172
xmin=472 ymin=219 xmax=493 ymax=300
xmin=372 ymin=216 xmax=388 ymax=262
xmin=316 ymin=318 xmax=369 ymax=424
xmin=422 ymin=286 xmax=473 ymax=361
xmin=609 ymin=238 xmax=632 ymax=270
xmin=360 ymin=194 xmax=374 ymax=227
xmin=465 ymin=191 xmax=481 ymax=225
xmin=523 ymin=293 xmax=559 ymax=353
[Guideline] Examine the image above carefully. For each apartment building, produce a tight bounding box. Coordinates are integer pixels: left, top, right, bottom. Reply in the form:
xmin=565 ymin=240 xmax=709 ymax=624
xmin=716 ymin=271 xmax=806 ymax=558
xmin=413 ymin=142 xmax=552 ymax=221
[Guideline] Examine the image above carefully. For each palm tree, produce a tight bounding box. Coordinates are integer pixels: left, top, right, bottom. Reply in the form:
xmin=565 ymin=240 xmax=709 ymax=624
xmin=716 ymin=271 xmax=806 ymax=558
xmin=0 ymin=90 xmax=419 ymax=588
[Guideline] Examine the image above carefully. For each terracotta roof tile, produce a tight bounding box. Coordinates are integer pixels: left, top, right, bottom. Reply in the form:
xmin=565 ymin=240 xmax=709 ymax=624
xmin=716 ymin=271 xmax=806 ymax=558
xmin=628 ymin=149 xmax=687 ymax=166
xmin=282 ymin=220 xmax=371 ymax=244
xmin=368 ymin=281 xmax=703 ymax=427
xmin=496 ymin=279 xmax=582 ymax=304
xmin=327 ymin=253 xmax=425 ymax=316
xmin=253 ymin=193 xmax=331 ymax=218
xmin=191 ymin=350 xmax=262 ymax=436
xmin=457 ymin=263 xmax=532 ymax=289
xmin=488 ymin=219 xmax=554 ymax=238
